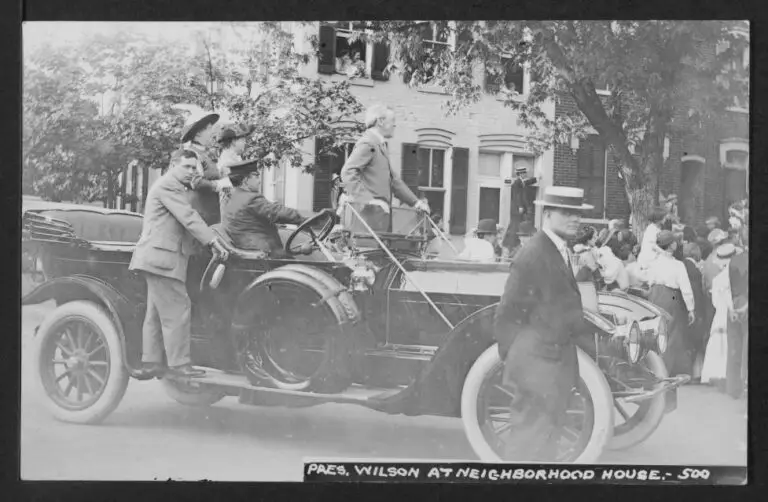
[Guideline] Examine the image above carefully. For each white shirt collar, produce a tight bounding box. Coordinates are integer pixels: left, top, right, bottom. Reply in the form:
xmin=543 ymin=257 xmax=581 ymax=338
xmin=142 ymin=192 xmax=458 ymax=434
xmin=368 ymin=128 xmax=386 ymax=145
xmin=542 ymin=227 xmax=567 ymax=252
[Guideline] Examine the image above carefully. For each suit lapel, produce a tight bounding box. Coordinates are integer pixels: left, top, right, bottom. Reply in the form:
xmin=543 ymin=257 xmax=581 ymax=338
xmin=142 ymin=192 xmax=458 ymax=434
xmin=538 ymin=232 xmax=579 ymax=291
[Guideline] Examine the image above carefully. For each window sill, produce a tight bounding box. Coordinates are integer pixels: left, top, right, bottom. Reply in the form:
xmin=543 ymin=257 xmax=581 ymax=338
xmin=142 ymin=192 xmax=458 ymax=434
xmin=322 ymin=73 xmax=375 ymax=87
xmin=726 ymin=106 xmax=749 ymax=114
xmin=595 ymin=89 xmax=612 ymax=96
xmin=417 ymin=86 xmax=450 ymax=96
xmin=495 ymin=92 xmax=525 ymax=102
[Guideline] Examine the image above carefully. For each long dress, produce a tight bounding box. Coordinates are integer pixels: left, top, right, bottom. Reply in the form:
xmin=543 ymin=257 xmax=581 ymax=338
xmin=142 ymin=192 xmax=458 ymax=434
xmin=648 ymin=283 xmax=692 ymax=376
xmin=701 ymin=269 xmax=731 ymax=384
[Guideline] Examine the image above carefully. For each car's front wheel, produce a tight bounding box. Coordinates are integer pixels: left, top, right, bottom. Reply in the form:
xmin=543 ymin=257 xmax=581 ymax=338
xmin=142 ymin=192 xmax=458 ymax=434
xmin=461 ymin=344 xmax=614 ymax=463
xmin=32 ymin=300 xmax=130 ymax=424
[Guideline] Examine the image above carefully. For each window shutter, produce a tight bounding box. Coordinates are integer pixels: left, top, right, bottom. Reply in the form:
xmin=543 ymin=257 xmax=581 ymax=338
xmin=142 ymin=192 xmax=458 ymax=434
xmin=318 ymin=25 xmax=337 ymax=75
xmin=371 ymin=42 xmax=390 ymax=81
xmin=450 ymin=147 xmax=469 ymax=235
xmin=313 ymin=138 xmax=333 ymax=211
xmin=401 ymin=143 xmax=421 ymax=197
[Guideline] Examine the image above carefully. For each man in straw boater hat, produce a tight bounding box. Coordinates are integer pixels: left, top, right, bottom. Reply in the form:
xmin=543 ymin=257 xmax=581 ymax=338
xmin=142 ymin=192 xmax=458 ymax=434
xmin=130 ymin=149 xmax=230 ymax=379
xmin=501 ymin=164 xmax=538 ymax=252
xmin=169 ymin=111 xmax=224 ymax=226
xmin=493 ymin=186 xmax=595 ymax=461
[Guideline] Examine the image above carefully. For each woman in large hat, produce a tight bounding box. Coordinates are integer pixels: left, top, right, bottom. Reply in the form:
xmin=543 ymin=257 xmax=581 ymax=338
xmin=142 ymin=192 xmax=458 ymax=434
xmin=174 ymin=111 xmax=222 ymax=225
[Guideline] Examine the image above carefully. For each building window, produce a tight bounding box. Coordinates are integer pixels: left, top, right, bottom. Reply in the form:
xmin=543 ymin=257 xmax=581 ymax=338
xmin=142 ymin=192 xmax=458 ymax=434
xmin=417 ymin=147 xmax=446 ymax=217
xmin=485 ymin=57 xmax=525 ymax=95
xmin=318 ymin=23 xmax=390 ymax=81
xmin=478 ymin=152 xmax=502 ymax=178
xmin=420 ymin=22 xmax=451 ymax=83
xmin=576 ymin=135 xmax=607 ymax=219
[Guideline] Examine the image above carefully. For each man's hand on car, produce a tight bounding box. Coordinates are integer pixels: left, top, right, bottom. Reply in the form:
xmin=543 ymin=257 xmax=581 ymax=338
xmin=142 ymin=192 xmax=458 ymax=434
xmin=210 ymin=237 xmax=230 ymax=261
xmin=414 ymin=200 xmax=430 ymax=213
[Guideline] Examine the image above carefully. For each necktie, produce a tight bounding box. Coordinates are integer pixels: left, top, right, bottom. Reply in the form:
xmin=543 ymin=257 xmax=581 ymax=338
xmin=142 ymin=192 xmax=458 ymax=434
xmin=565 ymin=248 xmax=574 ymax=274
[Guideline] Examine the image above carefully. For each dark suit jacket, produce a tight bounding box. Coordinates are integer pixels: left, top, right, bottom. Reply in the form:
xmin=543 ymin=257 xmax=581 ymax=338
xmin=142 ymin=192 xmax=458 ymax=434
xmin=129 ymin=172 xmax=216 ymax=282
xmin=510 ymin=176 xmax=537 ymax=216
xmin=729 ymin=251 xmax=748 ymax=311
xmin=221 ymin=188 xmax=306 ymax=255
xmin=683 ymin=258 xmax=706 ymax=323
xmin=494 ymin=231 xmax=589 ymax=415
xmin=340 ymin=129 xmax=419 ymax=208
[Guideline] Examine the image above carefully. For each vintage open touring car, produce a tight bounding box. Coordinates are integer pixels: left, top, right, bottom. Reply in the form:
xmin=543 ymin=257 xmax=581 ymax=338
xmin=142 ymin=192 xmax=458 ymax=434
xmin=21 ymin=201 xmax=685 ymax=463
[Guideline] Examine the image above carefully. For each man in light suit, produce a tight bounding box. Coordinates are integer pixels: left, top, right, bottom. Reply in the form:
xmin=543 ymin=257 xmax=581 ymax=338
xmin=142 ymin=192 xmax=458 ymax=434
xmin=130 ymin=150 xmax=230 ymax=379
xmin=341 ymin=104 xmax=430 ymax=232
xmin=494 ymin=186 xmax=594 ymax=461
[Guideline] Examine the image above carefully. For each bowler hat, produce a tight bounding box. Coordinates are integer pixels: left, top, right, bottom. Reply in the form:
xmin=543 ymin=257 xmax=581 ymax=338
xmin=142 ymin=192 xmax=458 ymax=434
xmin=476 ymin=219 xmax=498 ymax=235
xmin=656 ymin=230 xmax=675 ymax=248
xmin=181 ymin=112 xmax=220 ymax=143
xmin=227 ymin=158 xmax=262 ymax=176
xmin=534 ymin=186 xmax=594 ymax=211
xmin=218 ymin=123 xmax=255 ymax=144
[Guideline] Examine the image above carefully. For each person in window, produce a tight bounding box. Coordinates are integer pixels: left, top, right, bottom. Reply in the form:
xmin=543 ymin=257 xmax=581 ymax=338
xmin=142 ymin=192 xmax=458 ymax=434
xmin=216 ymin=123 xmax=254 ymax=207
xmin=221 ymin=159 xmax=316 ymax=258
xmin=459 ymin=219 xmax=498 ymax=262
xmin=340 ymin=104 xmax=429 ymax=233
xmin=644 ymin=230 xmax=696 ymax=377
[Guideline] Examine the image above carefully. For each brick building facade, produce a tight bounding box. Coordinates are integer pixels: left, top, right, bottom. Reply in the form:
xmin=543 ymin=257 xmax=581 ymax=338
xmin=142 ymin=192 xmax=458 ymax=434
xmin=272 ymin=22 xmax=556 ymax=235
xmin=552 ymin=30 xmax=749 ymax=228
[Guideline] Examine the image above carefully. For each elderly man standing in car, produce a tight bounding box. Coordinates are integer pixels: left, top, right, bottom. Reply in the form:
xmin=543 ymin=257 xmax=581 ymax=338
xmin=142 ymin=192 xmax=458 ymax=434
xmin=130 ymin=149 xmax=230 ymax=379
xmin=340 ymin=104 xmax=430 ymax=232
xmin=494 ymin=186 xmax=595 ymax=461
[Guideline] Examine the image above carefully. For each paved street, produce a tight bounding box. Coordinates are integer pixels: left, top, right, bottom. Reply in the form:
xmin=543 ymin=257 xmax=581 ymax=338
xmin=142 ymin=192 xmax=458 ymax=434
xmin=21 ymin=302 xmax=747 ymax=482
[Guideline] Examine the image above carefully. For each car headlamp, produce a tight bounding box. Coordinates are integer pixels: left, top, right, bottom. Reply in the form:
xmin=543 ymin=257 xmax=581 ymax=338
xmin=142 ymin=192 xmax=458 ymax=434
xmin=626 ymin=320 xmax=642 ymax=364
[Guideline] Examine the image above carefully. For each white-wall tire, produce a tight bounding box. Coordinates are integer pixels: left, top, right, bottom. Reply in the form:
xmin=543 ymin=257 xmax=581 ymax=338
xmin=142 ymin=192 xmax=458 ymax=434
xmin=160 ymin=378 xmax=226 ymax=407
xmin=32 ymin=300 xmax=129 ymax=424
xmin=607 ymin=350 xmax=668 ymax=450
xmin=461 ymin=343 xmax=614 ymax=463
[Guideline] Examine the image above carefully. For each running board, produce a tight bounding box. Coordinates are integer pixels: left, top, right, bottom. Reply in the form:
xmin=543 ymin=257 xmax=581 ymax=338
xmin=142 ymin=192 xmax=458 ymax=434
xmin=180 ymin=367 xmax=404 ymax=405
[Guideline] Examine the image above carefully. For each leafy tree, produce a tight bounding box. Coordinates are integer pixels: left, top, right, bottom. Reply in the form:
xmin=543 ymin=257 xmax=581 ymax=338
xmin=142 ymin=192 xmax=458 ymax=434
xmin=360 ymin=20 xmax=749 ymax=232
xmin=23 ymin=22 xmax=365 ymax=205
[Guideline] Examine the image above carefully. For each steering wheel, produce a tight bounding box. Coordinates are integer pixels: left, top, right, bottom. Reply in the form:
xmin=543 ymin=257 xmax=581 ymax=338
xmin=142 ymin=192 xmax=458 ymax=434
xmin=284 ymin=209 xmax=337 ymax=255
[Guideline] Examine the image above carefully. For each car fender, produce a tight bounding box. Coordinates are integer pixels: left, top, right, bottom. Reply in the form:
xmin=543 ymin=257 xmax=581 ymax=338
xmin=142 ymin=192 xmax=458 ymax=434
xmin=233 ymin=268 xmax=351 ymax=328
xmin=393 ymin=303 xmax=617 ymax=417
xmin=21 ymin=274 xmax=143 ymax=370
xmin=599 ymin=290 xmax=672 ymax=322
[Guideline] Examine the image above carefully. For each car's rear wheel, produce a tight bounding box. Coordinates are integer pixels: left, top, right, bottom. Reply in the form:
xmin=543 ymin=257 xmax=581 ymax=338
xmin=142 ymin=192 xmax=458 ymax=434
xmin=160 ymin=378 xmax=226 ymax=407
xmin=607 ymin=350 xmax=668 ymax=450
xmin=33 ymin=300 xmax=129 ymax=424
xmin=461 ymin=344 xmax=613 ymax=463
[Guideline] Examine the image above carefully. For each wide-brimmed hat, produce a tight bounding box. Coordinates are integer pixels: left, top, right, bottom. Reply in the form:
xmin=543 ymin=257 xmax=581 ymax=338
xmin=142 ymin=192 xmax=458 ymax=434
xmin=218 ymin=123 xmax=255 ymax=144
xmin=534 ymin=186 xmax=594 ymax=211
xmin=228 ymin=158 xmax=262 ymax=176
xmin=180 ymin=112 xmax=220 ymax=143
xmin=476 ymin=218 xmax=498 ymax=235
xmin=517 ymin=220 xmax=535 ymax=236
xmin=707 ymin=228 xmax=728 ymax=246
xmin=716 ymin=243 xmax=737 ymax=259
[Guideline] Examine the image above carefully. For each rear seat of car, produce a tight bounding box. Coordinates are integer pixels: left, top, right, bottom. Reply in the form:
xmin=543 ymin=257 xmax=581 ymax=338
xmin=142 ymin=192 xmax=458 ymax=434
xmin=38 ymin=210 xmax=144 ymax=244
